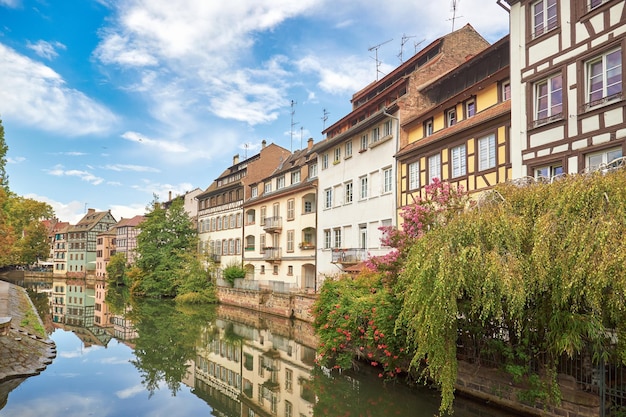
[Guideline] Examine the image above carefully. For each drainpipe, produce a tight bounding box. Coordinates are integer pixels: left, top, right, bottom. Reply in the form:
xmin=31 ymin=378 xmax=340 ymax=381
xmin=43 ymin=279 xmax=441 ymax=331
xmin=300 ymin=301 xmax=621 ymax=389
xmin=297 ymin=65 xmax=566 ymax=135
xmin=383 ymin=107 xmax=400 ymax=229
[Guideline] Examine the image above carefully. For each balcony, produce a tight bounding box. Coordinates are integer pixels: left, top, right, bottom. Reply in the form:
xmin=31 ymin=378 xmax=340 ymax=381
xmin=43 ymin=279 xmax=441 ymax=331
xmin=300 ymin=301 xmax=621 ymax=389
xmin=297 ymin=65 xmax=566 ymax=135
xmin=299 ymin=242 xmax=316 ymax=250
xmin=263 ymin=247 xmax=282 ymax=262
xmin=331 ymin=248 xmax=367 ymax=265
xmin=210 ymin=254 xmax=221 ymax=263
xmin=262 ymin=216 xmax=282 ymax=233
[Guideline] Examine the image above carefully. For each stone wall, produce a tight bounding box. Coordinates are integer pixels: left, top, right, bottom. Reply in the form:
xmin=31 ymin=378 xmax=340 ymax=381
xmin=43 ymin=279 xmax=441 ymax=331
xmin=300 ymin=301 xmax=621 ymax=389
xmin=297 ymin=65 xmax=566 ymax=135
xmin=216 ymin=286 xmax=317 ymax=323
xmin=456 ymin=361 xmax=600 ymax=417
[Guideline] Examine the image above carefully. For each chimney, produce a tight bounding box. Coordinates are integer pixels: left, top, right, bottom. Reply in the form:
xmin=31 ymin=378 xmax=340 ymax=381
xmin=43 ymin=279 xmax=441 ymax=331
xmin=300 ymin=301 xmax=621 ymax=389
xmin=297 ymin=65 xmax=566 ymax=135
xmin=261 ymin=140 xmax=267 ymax=149
xmin=88 ymin=208 xmax=95 ymax=214
xmin=307 ymin=138 xmax=314 ymax=150
xmin=169 ymin=191 xmax=172 ymax=201
xmin=233 ymin=154 xmax=239 ymax=165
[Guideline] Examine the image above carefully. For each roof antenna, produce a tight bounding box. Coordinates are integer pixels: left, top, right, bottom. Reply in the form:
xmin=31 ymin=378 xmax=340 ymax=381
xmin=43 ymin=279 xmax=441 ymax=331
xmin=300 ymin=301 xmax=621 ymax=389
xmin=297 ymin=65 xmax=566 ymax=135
xmin=321 ymin=108 xmax=329 ymax=130
xmin=243 ymin=142 xmax=250 ymax=159
xmin=398 ymin=34 xmax=415 ymax=63
xmin=448 ymin=0 xmax=463 ymax=32
xmin=368 ymin=38 xmax=393 ymax=81
xmin=290 ymin=99 xmax=298 ymax=152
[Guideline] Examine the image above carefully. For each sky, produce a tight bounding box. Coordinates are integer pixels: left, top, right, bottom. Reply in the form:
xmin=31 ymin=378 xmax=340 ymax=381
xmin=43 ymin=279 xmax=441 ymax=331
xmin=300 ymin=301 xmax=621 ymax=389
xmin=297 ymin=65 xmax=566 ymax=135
xmin=0 ymin=0 xmax=510 ymax=224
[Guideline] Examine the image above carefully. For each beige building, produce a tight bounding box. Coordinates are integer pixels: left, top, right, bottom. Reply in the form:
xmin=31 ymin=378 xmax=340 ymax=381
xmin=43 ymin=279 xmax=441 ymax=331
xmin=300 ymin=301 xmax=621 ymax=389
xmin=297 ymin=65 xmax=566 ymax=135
xmin=243 ymin=139 xmax=318 ymax=291
xmin=95 ymin=228 xmax=116 ymax=279
xmin=196 ymin=141 xmax=291 ymax=278
xmin=115 ymin=215 xmax=145 ymax=265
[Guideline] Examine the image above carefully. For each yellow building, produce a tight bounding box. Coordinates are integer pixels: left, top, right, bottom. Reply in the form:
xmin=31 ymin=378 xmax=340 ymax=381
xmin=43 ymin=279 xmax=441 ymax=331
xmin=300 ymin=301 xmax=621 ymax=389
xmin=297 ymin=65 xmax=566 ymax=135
xmin=396 ymin=36 xmax=511 ymax=211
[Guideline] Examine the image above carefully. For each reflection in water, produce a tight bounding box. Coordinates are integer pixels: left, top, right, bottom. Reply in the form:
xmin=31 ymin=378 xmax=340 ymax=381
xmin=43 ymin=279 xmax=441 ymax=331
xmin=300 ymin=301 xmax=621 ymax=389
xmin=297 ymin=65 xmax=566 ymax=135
xmin=0 ymin=276 xmax=515 ymax=417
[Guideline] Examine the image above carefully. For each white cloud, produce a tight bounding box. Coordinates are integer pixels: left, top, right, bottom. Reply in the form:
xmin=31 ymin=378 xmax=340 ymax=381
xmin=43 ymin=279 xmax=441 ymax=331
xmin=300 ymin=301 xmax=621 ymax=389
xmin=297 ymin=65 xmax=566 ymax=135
xmin=121 ymin=131 xmax=187 ymax=153
xmin=45 ymin=164 xmax=104 ymax=185
xmin=7 ymin=156 xmax=25 ymax=163
xmin=0 ymin=0 xmax=20 ymax=7
xmin=130 ymin=179 xmax=196 ymax=202
xmin=0 ymin=43 xmax=118 ymax=136
xmin=115 ymin=383 xmax=145 ymax=399
xmin=26 ymin=40 xmax=66 ymax=60
xmin=296 ymin=54 xmax=378 ymax=95
xmin=103 ymin=164 xmax=160 ymax=173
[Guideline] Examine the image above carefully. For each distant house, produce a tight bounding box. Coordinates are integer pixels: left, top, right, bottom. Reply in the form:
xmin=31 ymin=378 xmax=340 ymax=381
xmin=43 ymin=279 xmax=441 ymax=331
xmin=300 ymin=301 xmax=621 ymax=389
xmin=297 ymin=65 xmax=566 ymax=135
xmin=114 ymin=215 xmax=145 ymax=266
xmin=66 ymin=209 xmax=117 ymax=278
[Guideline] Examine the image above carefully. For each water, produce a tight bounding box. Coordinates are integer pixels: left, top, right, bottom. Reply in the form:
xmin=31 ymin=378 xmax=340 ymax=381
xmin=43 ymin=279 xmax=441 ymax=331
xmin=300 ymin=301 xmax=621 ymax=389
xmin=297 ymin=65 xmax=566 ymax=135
xmin=0 ymin=277 xmax=517 ymax=416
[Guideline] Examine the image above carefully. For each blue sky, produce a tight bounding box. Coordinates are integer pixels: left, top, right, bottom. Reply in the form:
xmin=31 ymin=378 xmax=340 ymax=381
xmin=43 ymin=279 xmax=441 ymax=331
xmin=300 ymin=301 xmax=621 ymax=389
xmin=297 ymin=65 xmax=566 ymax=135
xmin=0 ymin=0 xmax=509 ymax=224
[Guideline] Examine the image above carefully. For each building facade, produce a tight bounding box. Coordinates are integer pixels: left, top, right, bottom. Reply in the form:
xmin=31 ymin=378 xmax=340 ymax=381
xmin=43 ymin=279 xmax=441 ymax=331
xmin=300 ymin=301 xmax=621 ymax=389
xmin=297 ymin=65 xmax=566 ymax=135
xmin=196 ymin=141 xmax=291 ymax=278
xmin=396 ymin=36 xmax=512 ymax=209
xmin=243 ymin=139 xmax=318 ymax=290
xmin=507 ymin=0 xmax=625 ymax=179
xmin=115 ymin=215 xmax=145 ymax=266
xmin=66 ymin=209 xmax=117 ymax=278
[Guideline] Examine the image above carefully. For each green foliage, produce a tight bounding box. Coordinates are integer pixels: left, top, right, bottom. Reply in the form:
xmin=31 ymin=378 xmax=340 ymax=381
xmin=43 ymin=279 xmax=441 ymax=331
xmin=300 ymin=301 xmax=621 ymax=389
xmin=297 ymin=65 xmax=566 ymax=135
xmin=312 ymin=272 xmax=410 ymax=378
xmin=396 ymin=170 xmax=626 ymax=414
xmin=132 ymin=196 xmax=210 ymax=298
xmin=106 ymin=253 xmax=128 ymax=286
xmin=0 ymin=118 xmax=8 ymax=191
xmin=222 ymin=262 xmax=245 ymax=286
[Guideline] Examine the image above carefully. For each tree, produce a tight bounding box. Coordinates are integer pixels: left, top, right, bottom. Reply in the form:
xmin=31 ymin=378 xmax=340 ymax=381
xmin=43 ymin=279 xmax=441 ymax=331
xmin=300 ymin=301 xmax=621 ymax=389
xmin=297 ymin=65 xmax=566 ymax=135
xmin=17 ymin=221 xmax=49 ymax=265
xmin=0 ymin=118 xmax=9 ymax=191
xmin=132 ymin=196 xmax=203 ymax=297
xmin=5 ymin=196 xmax=54 ymax=265
xmin=106 ymin=253 xmax=128 ymax=286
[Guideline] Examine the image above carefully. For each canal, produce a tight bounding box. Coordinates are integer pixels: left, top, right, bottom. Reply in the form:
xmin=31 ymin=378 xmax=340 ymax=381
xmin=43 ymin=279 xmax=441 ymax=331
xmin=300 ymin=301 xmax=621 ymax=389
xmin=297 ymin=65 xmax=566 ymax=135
xmin=0 ymin=277 xmax=518 ymax=416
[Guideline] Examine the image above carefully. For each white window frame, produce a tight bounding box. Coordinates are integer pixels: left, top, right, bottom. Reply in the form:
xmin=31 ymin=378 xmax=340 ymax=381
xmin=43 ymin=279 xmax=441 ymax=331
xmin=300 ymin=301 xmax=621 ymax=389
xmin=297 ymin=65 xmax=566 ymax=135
xmin=291 ymin=170 xmax=300 ymax=184
xmin=465 ymin=99 xmax=476 ymax=118
xmin=360 ymin=176 xmax=368 ymax=199
xmin=333 ymin=228 xmax=342 ymax=248
xmin=360 ymin=134 xmax=368 ymax=150
xmin=309 ymin=163 xmax=317 ymax=178
xmin=334 ymin=147 xmax=341 ymax=163
xmin=534 ymin=164 xmax=563 ymax=180
xmin=324 ymin=189 xmax=332 ymax=209
xmin=287 ymin=199 xmax=295 ymax=220
xmin=534 ymin=73 xmax=563 ymax=125
xmin=344 ymin=181 xmax=353 ymax=204
xmin=383 ymin=119 xmax=393 ymax=137
xmin=424 ymin=119 xmax=433 ymax=137
xmin=321 ymin=153 xmax=329 ymax=169
xmin=383 ymin=167 xmax=393 ymax=193
xmin=345 ymin=141 xmax=352 ymax=158
xmin=446 ymin=108 xmax=456 ymax=127
xmin=428 ymin=154 xmax=441 ymax=184
xmin=276 ymin=175 xmax=285 ymax=189
xmin=478 ymin=134 xmax=497 ymax=171
xmin=371 ymin=126 xmax=380 ymax=143
xmin=586 ymin=147 xmax=623 ymax=172
xmin=451 ymin=144 xmax=467 ymax=178
xmin=408 ymin=161 xmax=420 ymax=190
xmin=324 ymin=230 xmax=331 ymax=249
xmin=532 ymin=0 xmax=557 ymax=38
xmin=586 ymin=48 xmax=622 ymax=109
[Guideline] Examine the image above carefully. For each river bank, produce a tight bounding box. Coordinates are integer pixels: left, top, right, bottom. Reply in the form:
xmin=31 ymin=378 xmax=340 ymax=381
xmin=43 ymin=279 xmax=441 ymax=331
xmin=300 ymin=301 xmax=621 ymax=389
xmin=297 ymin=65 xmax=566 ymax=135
xmin=0 ymin=281 xmax=56 ymax=408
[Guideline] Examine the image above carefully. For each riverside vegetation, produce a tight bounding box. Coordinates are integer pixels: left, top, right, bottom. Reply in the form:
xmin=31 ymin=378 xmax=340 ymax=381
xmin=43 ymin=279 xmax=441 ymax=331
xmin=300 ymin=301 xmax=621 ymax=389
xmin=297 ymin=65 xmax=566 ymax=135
xmin=312 ymin=171 xmax=626 ymax=415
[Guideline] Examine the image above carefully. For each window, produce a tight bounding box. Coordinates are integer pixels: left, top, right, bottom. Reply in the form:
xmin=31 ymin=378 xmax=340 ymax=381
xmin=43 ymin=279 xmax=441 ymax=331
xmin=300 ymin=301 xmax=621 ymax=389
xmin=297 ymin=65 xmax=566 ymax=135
xmin=264 ymin=182 xmax=271 ymax=194
xmin=383 ymin=167 xmax=392 ymax=193
xmin=321 ymin=153 xmax=329 ymax=169
xmin=324 ymin=189 xmax=332 ymax=209
xmin=285 ymin=401 xmax=293 ymax=417
xmin=333 ymin=228 xmax=342 ymax=248
xmin=502 ymin=80 xmax=511 ymax=101
xmin=534 ymin=164 xmax=563 ymax=180
xmin=229 ymin=239 xmax=235 ymax=255
xmin=589 ymin=0 xmax=608 ymax=11
xmin=533 ymin=0 xmax=557 ymax=38
xmin=245 ymin=235 xmax=255 ymax=251
xmin=235 ymin=239 xmax=241 ymax=255
xmin=309 ymin=163 xmax=317 ymax=178
xmin=260 ymin=206 xmax=266 ymax=226
xmin=345 ymin=141 xmax=352 ymax=158
xmin=465 ymin=99 xmax=476 ymax=118
xmin=276 ymin=176 xmax=285 ymax=189
xmin=260 ymin=234 xmax=266 ymax=252
xmin=360 ymin=134 xmax=368 ymax=150
xmin=451 ymin=144 xmax=467 ymax=178
xmin=371 ymin=126 xmax=380 ymax=142
xmin=586 ymin=147 xmax=623 ymax=172
xmin=408 ymin=161 xmax=420 ymax=190
xmin=383 ymin=119 xmax=393 ymax=137
xmin=287 ymin=265 xmax=293 ymax=276
xmin=287 ymin=199 xmax=295 ymax=220
xmin=360 ymin=176 xmax=368 ymax=199
xmin=246 ymin=210 xmax=255 ymax=225
xmin=446 ymin=108 xmax=456 ymax=127
xmin=534 ymin=73 xmax=562 ymax=124
xmin=586 ymin=48 xmax=622 ymax=108
xmin=230 ymin=214 xmax=235 ymax=228
xmin=287 ymin=230 xmax=294 ymax=252
xmin=324 ymin=230 xmax=331 ymax=249
xmin=345 ymin=182 xmax=353 ymax=203
xmin=291 ymin=170 xmax=300 ymax=184
xmin=217 ymin=216 xmax=222 ymax=230
xmin=428 ymin=154 xmax=441 ymax=183
xmin=424 ymin=119 xmax=433 ymax=137
xmin=478 ymin=134 xmax=497 ymax=171
xmin=334 ymin=147 xmax=341 ymax=163
xmin=251 ymin=186 xmax=258 ymax=198
xmin=285 ymin=368 xmax=293 ymax=391
xmin=304 ymin=200 xmax=313 ymax=213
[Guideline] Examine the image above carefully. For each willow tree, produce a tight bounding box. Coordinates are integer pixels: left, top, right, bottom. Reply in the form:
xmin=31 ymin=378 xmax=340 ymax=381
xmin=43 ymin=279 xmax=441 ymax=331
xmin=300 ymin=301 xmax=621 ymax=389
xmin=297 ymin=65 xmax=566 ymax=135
xmin=398 ymin=169 xmax=626 ymax=414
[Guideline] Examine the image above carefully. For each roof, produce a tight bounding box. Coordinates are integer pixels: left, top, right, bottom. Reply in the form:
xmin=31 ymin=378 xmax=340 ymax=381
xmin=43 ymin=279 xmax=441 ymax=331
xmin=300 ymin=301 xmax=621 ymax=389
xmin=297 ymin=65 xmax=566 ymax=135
xmin=68 ymin=210 xmax=115 ymax=232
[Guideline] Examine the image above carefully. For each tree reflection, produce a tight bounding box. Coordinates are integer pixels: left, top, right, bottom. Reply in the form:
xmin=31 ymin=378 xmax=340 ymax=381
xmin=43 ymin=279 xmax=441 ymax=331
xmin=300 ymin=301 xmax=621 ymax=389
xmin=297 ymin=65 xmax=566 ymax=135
xmin=126 ymin=297 xmax=217 ymax=396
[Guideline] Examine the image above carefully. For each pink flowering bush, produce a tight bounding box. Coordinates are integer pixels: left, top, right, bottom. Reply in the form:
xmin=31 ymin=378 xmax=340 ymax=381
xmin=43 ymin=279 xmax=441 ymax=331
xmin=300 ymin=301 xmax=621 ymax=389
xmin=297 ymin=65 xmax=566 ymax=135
xmin=366 ymin=178 xmax=468 ymax=285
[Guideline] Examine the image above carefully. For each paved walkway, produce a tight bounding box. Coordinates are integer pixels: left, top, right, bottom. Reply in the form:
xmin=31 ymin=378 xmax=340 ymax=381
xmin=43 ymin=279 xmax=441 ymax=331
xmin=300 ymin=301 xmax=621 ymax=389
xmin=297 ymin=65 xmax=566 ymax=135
xmin=0 ymin=280 xmax=56 ymax=383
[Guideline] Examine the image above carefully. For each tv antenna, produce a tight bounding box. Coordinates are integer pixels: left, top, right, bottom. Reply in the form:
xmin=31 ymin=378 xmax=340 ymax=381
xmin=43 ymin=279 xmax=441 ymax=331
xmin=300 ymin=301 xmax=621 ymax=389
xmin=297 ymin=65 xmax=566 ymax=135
xmin=398 ymin=34 xmax=415 ymax=63
xmin=321 ymin=108 xmax=329 ymax=130
xmin=368 ymin=38 xmax=393 ymax=81
xmin=414 ymin=39 xmax=426 ymax=54
xmin=243 ymin=142 xmax=250 ymax=159
xmin=448 ymin=0 xmax=463 ymax=32
xmin=300 ymin=126 xmax=304 ymax=150
xmin=290 ymin=99 xmax=298 ymax=152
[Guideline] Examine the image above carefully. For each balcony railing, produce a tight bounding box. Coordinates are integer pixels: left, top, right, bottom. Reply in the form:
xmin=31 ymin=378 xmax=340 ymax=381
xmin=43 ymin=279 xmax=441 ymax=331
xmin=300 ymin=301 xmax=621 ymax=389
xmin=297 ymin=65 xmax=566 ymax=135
xmin=263 ymin=216 xmax=282 ymax=232
xmin=331 ymin=248 xmax=367 ymax=264
xmin=263 ymin=247 xmax=282 ymax=262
